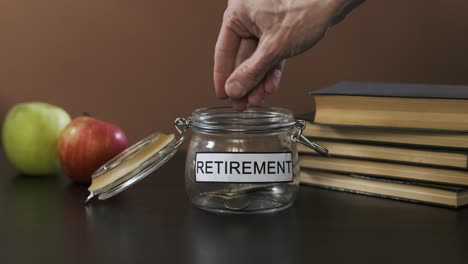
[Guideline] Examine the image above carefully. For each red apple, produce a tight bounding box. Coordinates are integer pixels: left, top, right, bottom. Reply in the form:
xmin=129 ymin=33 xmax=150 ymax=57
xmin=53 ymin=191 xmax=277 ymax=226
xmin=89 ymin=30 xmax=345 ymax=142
xmin=57 ymin=116 xmax=129 ymax=184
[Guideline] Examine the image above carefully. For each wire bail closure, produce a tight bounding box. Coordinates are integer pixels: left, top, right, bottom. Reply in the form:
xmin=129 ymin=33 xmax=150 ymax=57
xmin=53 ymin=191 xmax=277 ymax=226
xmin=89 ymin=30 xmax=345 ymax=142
xmin=173 ymin=117 xmax=191 ymax=149
xmin=291 ymin=120 xmax=328 ymax=156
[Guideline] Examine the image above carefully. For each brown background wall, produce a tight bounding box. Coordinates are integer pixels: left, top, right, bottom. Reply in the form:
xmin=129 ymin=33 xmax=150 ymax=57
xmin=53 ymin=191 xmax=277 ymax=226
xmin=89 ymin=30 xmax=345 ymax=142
xmin=1 ymin=0 xmax=468 ymax=144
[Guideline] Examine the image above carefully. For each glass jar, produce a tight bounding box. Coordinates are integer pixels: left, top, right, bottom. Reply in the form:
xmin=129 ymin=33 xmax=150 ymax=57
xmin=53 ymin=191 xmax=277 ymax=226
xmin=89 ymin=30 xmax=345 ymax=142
xmin=183 ymin=107 xmax=319 ymax=213
xmin=85 ymin=106 xmax=327 ymax=214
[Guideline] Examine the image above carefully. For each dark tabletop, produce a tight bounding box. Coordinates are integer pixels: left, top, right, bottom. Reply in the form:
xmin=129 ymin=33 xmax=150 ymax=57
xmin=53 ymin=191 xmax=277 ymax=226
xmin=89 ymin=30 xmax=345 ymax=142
xmin=1 ymin=149 xmax=467 ymax=264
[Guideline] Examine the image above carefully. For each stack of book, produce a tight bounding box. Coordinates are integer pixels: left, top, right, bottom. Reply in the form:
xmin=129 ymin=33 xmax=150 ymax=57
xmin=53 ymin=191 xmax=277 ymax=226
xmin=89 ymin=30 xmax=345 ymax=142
xmin=299 ymin=82 xmax=468 ymax=208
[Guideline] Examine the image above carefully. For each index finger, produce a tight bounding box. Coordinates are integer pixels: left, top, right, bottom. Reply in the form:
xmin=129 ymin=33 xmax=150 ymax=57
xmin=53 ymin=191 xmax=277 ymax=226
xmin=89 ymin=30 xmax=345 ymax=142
xmin=214 ymin=23 xmax=241 ymax=99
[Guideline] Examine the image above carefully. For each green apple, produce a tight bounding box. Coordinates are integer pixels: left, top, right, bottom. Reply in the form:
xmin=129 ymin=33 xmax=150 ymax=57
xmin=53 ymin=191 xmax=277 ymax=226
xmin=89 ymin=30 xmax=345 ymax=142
xmin=2 ymin=102 xmax=71 ymax=175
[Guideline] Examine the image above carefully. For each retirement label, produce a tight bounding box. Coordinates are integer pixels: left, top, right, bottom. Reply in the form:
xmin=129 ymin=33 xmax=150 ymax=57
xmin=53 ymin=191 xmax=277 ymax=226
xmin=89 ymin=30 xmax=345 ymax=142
xmin=195 ymin=152 xmax=293 ymax=183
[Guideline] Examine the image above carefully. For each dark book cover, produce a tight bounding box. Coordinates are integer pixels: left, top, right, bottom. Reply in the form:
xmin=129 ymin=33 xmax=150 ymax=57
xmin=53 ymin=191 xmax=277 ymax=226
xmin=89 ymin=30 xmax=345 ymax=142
xmin=310 ymin=82 xmax=468 ymax=99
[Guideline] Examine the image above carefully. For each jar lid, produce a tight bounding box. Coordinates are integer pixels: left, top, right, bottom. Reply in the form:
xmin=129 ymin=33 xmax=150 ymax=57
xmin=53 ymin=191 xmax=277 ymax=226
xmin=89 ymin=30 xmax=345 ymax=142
xmin=84 ymin=132 xmax=178 ymax=204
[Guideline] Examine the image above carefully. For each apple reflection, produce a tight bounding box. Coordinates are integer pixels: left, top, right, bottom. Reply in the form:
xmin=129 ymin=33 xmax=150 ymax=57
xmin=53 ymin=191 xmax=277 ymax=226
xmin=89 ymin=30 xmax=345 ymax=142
xmin=5 ymin=175 xmax=65 ymax=263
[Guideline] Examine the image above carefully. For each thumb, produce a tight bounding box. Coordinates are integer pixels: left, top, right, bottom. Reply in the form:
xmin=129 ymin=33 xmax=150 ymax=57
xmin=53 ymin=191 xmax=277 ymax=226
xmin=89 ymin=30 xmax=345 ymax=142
xmin=225 ymin=41 xmax=281 ymax=99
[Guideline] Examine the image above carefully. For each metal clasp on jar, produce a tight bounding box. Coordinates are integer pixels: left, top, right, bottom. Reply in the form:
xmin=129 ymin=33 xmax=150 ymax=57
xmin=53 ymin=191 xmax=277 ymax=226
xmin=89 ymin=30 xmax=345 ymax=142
xmin=291 ymin=120 xmax=328 ymax=156
xmin=173 ymin=117 xmax=191 ymax=148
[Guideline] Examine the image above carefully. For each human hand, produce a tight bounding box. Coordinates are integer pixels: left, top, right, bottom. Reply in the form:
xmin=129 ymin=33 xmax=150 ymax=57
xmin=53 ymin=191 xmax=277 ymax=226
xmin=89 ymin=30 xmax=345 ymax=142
xmin=214 ymin=0 xmax=364 ymax=110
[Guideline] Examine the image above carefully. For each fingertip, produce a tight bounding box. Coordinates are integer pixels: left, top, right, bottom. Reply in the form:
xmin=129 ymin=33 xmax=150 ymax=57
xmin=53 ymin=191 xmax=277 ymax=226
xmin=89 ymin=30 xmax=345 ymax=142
xmin=227 ymin=43 xmax=279 ymax=100
xmin=214 ymin=73 xmax=229 ymax=99
xmin=215 ymin=88 xmax=229 ymax=99
xmin=264 ymin=69 xmax=282 ymax=94
xmin=216 ymin=92 xmax=229 ymax=100
xmin=231 ymin=98 xmax=248 ymax=111
xmin=248 ymin=96 xmax=262 ymax=106
xmin=248 ymin=86 xmax=265 ymax=106
xmin=226 ymin=81 xmax=247 ymax=99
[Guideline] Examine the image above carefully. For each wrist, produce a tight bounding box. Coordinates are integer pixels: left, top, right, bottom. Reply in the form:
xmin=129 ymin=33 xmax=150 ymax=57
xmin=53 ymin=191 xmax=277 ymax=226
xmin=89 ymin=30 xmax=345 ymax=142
xmin=328 ymin=0 xmax=365 ymax=26
xmin=330 ymin=0 xmax=362 ymax=7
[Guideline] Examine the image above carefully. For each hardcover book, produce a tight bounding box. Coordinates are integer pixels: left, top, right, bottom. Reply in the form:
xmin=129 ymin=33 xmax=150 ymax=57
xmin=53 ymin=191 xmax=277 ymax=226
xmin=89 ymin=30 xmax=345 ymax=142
xmin=302 ymin=122 xmax=468 ymax=149
xmin=300 ymin=155 xmax=468 ymax=186
xmin=301 ymin=169 xmax=468 ymax=208
xmin=298 ymin=141 xmax=468 ymax=169
xmin=311 ymin=82 xmax=468 ymax=131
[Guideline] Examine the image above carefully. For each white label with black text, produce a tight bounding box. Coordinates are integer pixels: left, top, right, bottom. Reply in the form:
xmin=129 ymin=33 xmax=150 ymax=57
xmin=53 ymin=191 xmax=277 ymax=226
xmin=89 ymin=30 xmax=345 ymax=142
xmin=195 ymin=152 xmax=293 ymax=183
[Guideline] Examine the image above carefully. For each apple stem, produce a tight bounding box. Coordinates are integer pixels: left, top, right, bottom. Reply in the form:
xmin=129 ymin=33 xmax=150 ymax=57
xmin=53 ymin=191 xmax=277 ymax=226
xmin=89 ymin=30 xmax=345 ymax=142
xmin=83 ymin=112 xmax=92 ymax=117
